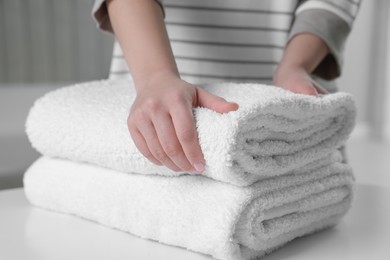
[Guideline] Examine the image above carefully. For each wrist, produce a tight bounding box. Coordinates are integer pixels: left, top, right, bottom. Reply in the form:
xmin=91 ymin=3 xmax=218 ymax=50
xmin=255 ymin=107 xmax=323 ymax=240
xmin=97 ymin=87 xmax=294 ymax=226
xmin=134 ymin=68 xmax=180 ymax=93
xmin=272 ymin=63 xmax=321 ymax=96
xmin=278 ymin=33 xmax=330 ymax=74
xmin=274 ymin=63 xmax=308 ymax=83
xmin=276 ymin=60 xmax=311 ymax=75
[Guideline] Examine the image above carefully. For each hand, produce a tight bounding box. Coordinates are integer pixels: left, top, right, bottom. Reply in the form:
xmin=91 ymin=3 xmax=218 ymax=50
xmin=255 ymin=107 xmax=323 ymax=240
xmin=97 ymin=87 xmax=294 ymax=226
xmin=127 ymin=71 xmax=239 ymax=173
xmin=273 ymin=65 xmax=327 ymax=96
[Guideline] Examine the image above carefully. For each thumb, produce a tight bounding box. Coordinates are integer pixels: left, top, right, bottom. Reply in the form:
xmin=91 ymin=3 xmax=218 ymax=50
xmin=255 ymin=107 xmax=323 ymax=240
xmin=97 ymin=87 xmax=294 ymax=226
xmin=196 ymin=87 xmax=239 ymax=113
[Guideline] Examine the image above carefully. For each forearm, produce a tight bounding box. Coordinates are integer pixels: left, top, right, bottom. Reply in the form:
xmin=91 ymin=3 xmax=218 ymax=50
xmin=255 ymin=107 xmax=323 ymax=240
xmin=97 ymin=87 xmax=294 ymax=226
xmin=107 ymin=0 xmax=178 ymax=91
xmin=273 ymin=33 xmax=330 ymax=95
xmin=277 ymin=33 xmax=330 ymax=74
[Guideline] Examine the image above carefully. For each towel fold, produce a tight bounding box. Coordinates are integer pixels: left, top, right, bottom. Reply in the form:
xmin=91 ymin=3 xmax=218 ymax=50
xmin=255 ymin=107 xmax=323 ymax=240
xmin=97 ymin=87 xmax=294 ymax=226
xmin=24 ymin=152 xmax=354 ymax=260
xmin=26 ymin=79 xmax=356 ymax=186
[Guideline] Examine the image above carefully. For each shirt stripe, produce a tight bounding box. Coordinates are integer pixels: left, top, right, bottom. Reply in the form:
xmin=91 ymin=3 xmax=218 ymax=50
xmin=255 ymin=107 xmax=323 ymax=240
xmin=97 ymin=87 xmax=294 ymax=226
xmin=165 ymin=22 xmax=290 ymax=32
xmin=163 ymin=4 xmax=294 ymax=15
xmin=165 ymin=25 xmax=289 ymax=47
xmin=169 ymin=39 xmax=285 ymax=49
xmin=162 ymin=0 xmax=298 ymax=13
xmin=170 ymin=41 xmax=284 ymax=62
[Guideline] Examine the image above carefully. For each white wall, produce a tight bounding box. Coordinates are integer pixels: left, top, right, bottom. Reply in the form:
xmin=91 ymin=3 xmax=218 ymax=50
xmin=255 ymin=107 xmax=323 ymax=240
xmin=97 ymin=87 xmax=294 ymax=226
xmin=385 ymin=2 xmax=390 ymax=139
xmin=0 ymin=0 xmax=114 ymax=189
xmin=338 ymin=0 xmax=390 ymax=139
xmin=0 ymin=0 xmax=114 ymax=83
xmin=337 ymin=0 xmax=372 ymax=131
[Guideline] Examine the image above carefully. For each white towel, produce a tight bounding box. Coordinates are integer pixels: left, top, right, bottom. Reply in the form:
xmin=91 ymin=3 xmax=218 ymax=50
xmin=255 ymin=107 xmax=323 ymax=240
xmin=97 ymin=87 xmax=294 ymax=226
xmin=25 ymin=79 xmax=356 ymax=186
xmin=24 ymin=152 xmax=354 ymax=260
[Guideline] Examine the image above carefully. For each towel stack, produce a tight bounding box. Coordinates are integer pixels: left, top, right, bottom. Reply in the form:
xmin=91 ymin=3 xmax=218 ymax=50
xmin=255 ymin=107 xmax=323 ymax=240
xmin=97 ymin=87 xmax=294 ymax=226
xmin=24 ymin=79 xmax=356 ymax=260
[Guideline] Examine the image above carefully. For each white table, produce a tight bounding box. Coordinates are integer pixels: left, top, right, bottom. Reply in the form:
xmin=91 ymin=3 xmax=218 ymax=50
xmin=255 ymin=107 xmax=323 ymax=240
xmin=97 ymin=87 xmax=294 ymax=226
xmin=0 ymin=185 xmax=389 ymax=260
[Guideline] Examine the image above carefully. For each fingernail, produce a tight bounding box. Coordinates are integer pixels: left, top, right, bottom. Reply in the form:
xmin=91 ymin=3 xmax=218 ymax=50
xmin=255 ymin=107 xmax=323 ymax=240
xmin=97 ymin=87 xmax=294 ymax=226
xmin=193 ymin=162 xmax=205 ymax=173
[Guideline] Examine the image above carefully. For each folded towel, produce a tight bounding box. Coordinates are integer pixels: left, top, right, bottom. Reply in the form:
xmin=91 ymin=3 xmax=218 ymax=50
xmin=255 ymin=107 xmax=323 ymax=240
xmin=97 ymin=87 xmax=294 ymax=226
xmin=24 ymin=152 xmax=354 ymax=260
xmin=26 ymin=79 xmax=355 ymax=186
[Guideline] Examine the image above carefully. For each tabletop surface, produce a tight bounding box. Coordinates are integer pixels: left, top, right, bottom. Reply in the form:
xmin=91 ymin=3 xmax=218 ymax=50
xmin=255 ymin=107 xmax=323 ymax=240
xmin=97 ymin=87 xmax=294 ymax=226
xmin=0 ymin=185 xmax=389 ymax=260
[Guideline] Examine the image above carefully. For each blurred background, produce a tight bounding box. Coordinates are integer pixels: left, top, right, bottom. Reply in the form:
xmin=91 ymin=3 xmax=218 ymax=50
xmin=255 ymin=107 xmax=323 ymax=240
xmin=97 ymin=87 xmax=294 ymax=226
xmin=1 ymin=0 xmax=389 ymax=190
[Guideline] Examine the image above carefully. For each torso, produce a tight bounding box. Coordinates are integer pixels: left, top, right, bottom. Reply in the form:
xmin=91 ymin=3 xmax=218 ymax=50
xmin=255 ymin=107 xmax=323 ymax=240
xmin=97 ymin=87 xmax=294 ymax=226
xmin=110 ymin=0 xmax=300 ymax=85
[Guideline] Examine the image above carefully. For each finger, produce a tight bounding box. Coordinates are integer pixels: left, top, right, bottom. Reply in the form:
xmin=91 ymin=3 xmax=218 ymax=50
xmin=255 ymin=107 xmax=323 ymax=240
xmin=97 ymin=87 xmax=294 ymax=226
xmin=152 ymin=111 xmax=195 ymax=172
xmin=128 ymin=127 xmax=162 ymax=166
xmin=170 ymin=102 xmax=206 ymax=173
xmin=196 ymin=87 xmax=239 ymax=113
xmin=312 ymin=80 xmax=328 ymax=94
xmin=137 ymin=119 xmax=181 ymax=172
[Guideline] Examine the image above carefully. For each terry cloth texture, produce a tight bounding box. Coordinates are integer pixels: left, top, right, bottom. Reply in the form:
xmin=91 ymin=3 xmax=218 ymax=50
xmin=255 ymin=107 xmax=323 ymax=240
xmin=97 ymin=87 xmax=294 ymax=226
xmin=25 ymin=79 xmax=356 ymax=186
xmin=24 ymin=153 xmax=354 ymax=260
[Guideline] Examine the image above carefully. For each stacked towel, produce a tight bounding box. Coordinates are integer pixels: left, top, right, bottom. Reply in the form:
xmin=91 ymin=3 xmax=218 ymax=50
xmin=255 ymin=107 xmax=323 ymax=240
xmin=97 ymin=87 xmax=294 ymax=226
xmin=24 ymin=79 xmax=356 ymax=260
xmin=25 ymin=79 xmax=355 ymax=186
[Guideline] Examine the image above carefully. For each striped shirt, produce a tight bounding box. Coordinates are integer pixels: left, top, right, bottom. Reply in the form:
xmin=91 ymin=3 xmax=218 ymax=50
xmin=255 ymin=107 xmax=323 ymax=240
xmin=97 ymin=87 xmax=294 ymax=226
xmin=93 ymin=0 xmax=360 ymax=90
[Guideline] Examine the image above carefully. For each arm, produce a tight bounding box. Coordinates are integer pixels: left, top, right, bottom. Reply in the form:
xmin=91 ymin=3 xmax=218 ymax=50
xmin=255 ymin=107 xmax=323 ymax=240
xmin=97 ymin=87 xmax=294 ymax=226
xmin=273 ymin=33 xmax=330 ymax=95
xmin=107 ymin=0 xmax=177 ymax=88
xmin=273 ymin=0 xmax=361 ymax=95
xmin=106 ymin=0 xmax=238 ymax=173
